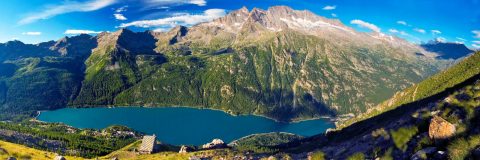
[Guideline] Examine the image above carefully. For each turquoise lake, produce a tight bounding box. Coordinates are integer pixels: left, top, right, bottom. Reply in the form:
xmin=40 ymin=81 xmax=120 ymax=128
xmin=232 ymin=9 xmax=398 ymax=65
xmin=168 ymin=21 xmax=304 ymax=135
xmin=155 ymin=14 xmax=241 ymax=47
xmin=38 ymin=107 xmax=334 ymax=145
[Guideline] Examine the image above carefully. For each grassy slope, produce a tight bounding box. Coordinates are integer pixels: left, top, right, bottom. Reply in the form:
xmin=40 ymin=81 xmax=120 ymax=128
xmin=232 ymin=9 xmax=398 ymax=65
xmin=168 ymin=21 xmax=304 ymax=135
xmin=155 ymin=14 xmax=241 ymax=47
xmin=338 ymin=52 xmax=480 ymax=128
xmin=0 ymin=141 xmax=82 ymax=160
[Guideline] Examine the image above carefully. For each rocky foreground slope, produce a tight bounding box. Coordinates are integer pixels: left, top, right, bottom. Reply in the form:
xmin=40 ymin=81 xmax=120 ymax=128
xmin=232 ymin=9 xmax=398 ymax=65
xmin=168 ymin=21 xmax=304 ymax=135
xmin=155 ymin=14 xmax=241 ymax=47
xmin=1 ymin=6 xmax=449 ymax=121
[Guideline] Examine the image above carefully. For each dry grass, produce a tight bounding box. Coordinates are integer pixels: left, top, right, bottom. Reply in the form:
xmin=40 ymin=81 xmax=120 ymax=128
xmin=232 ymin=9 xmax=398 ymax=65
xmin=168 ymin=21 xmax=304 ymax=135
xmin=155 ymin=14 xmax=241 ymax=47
xmin=0 ymin=140 xmax=82 ymax=160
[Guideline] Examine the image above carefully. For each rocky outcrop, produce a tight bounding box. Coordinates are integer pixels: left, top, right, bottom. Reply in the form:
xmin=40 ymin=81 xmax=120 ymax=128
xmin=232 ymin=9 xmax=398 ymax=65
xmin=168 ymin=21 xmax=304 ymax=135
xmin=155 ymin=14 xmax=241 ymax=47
xmin=428 ymin=116 xmax=455 ymax=140
xmin=54 ymin=155 xmax=66 ymax=160
xmin=202 ymin=139 xmax=226 ymax=149
xmin=179 ymin=145 xmax=192 ymax=153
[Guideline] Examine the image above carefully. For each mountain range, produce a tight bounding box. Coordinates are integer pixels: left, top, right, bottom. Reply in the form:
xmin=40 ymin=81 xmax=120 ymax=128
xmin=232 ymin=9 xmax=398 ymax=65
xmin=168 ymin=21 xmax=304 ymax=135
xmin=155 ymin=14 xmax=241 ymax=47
xmin=420 ymin=39 xmax=474 ymax=59
xmin=0 ymin=6 xmax=460 ymax=122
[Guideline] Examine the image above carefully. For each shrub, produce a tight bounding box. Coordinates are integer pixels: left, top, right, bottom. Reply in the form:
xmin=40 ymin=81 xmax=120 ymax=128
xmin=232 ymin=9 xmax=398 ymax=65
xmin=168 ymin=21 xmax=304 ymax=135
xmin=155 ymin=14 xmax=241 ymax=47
xmin=447 ymin=135 xmax=480 ymax=160
xmin=347 ymin=152 xmax=365 ymax=160
xmin=380 ymin=148 xmax=393 ymax=160
xmin=310 ymin=151 xmax=325 ymax=160
xmin=390 ymin=126 xmax=418 ymax=152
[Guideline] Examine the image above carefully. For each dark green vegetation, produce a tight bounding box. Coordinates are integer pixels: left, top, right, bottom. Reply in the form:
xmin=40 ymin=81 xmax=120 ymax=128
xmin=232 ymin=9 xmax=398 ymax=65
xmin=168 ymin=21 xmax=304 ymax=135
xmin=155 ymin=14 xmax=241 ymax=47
xmin=0 ymin=6 xmax=446 ymax=122
xmin=275 ymin=52 xmax=480 ymax=159
xmin=229 ymin=132 xmax=303 ymax=153
xmin=0 ymin=38 xmax=94 ymax=121
xmin=0 ymin=122 xmax=138 ymax=158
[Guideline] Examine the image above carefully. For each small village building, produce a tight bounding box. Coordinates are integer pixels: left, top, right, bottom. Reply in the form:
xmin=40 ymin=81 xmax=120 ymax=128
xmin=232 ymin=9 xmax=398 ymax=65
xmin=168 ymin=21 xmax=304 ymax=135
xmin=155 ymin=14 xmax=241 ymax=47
xmin=139 ymin=135 xmax=157 ymax=154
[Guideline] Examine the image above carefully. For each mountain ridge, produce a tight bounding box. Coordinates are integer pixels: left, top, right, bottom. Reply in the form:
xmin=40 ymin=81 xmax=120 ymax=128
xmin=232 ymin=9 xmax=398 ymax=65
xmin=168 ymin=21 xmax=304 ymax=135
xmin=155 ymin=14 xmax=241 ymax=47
xmin=0 ymin=6 xmax=451 ymax=122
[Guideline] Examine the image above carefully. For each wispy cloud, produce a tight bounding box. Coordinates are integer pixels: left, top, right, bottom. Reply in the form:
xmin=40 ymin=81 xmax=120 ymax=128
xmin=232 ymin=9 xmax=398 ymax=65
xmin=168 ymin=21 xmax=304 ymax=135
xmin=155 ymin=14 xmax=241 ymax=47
xmin=331 ymin=13 xmax=337 ymax=17
xmin=414 ymin=28 xmax=426 ymax=34
xmin=473 ymin=30 xmax=480 ymax=38
xmin=144 ymin=0 xmax=207 ymax=7
xmin=435 ymin=37 xmax=446 ymax=42
xmin=114 ymin=14 xmax=127 ymax=20
xmin=19 ymin=0 xmax=117 ymax=25
xmin=115 ymin=5 xmax=128 ymax=13
xmin=388 ymin=29 xmax=399 ymax=33
xmin=431 ymin=30 xmax=441 ymax=35
xmin=323 ymin=5 xmax=336 ymax=10
xmin=113 ymin=5 xmax=127 ymax=21
xmin=22 ymin=32 xmax=42 ymax=36
xmin=64 ymin=29 xmax=102 ymax=35
xmin=400 ymin=31 xmax=409 ymax=36
xmin=119 ymin=9 xmax=226 ymax=30
xmin=457 ymin=37 xmax=467 ymax=41
xmin=473 ymin=44 xmax=480 ymax=49
xmin=350 ymin=19 xmax=380 ymax=32
xmin=397 ymin=20 xmax=408 ymax=26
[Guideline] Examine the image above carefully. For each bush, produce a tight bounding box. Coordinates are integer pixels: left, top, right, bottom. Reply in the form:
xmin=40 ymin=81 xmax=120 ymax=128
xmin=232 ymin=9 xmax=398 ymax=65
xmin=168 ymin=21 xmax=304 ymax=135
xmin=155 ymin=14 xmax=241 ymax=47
xmin=380 ymin=148 xmax=393 ymax=160
xmin=347 ymin=152 xmax=365 ymax=160
xmin=390 ymin=126 xmax=419 ymax=152
xmin=447 ymin=135 xmax=480 ymax=160
xmin=310 ymin=151 xmax=325 ymax=160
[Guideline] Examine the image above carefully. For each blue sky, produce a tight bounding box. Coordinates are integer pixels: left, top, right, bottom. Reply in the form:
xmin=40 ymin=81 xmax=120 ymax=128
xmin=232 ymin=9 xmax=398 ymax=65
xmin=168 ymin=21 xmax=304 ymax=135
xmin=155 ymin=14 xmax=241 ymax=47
xmin=1 ymin=0 xmax=479 ymax=49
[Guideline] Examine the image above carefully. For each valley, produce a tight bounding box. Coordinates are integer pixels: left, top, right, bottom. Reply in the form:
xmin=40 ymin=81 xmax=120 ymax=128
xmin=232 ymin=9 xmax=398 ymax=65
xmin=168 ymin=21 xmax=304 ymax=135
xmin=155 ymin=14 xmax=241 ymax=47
xmin=0 ymin=6 xmax=451 ymax=122
xmin=0 ymin=3 xmax=478 ymax=160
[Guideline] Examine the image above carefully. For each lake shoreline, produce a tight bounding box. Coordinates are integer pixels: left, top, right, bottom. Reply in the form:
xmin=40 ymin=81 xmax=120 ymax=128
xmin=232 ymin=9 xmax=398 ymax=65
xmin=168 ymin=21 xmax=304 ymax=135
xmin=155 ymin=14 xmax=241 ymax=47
xmin=60 ymin=105 xmax=337 ymax=124
xmin=37 ymin=107 xmax=335 ymax=145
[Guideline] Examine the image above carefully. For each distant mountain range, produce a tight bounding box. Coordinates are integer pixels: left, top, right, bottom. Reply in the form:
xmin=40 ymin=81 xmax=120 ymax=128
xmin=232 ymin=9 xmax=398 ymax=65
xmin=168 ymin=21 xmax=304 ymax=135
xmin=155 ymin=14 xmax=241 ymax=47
xmin=0 ymin=6 xmax=453 ymax=121
xmin=421 ymin=39 xmax=474 ymax=59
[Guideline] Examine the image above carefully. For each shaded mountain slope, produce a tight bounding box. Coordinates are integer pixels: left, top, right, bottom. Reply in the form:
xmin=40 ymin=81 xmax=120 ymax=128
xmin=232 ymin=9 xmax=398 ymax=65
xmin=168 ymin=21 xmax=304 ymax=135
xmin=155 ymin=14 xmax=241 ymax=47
xmin=279 ymin=52 xmax=480 ymax=159
xmin=339 ymin=51 xmax=480 ymax=128
xmin=421 ymin=40 xmax=474 ymax=59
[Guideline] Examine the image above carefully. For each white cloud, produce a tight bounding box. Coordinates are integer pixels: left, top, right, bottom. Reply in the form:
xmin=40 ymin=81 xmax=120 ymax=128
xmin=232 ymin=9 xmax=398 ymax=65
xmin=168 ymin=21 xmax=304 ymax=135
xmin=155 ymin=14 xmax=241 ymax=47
xmin=115 ymin=6 xmax=128 ymax=13
xmin=435 ymin=37 xmax=446 ymax=42
xmin=114 ymin=13 xmax=127 ymax=20
xmin=397 ymin=21 xmax=407 ymax=26
xmin=473 ymin=30 xmax=480 ymax=38
xmin=323 ymin=5 xmax=336 ymax=10
xmin=388 ymin=29 xmax=399 ymax=33
xmin=473 ymin=44 xmax=480 ymax=49
xmin=400 ymin=31 xmax=409 ymax=36
xmin=350 ymin=19 xmax=381 ymax=32
xmin=431 ymin=30 xmax=441 ymax=35
xmin=19 ymin=0 xmax=117 ymax=25
xmin=414 ymin=28 xmax=426 ymax=34
xmin=189 ymin=0 xmax=206 ymax=6
xmin=456 ymin=37 xmax=466 ymax=41
xmin=64 ymin=29 xmax=102 ymax=35
xmin=145 ymin=0 xmax=206 ymax=7
xmin=473 ymin=41 xmax=480 ymax=44
xmin=119 ymin=9 xmax=226 ymax=29
xmin=22 ymin=32 xmax=42 ymax=36
xmin=331 ymin=13 xmax=337 ymax=17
